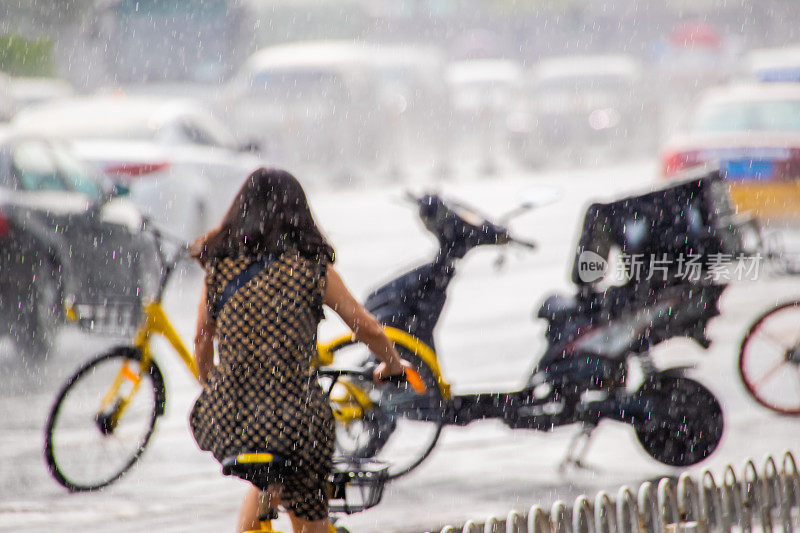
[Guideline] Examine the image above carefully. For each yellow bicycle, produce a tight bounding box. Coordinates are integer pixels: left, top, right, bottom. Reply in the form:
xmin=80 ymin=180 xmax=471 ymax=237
xmin=43 ymin=224 xmax=434 ymax=492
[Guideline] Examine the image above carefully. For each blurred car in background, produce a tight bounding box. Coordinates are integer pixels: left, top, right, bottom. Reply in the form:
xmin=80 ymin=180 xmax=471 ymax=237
xmin=244 ymin=0 xmax=370 ymax=49
xmin=371 ymin=45 xmax=451 ymax=177
xmin=224 ymin=41 xmax=388 ymax=182
xmin=8 ymin=77 xmax=74 ymax=111
xmin=446 ymin=58 xmax=522 ymax=173
xmin=508 ymin=54 xmax=659 ymax=167
xmin=659 ymin=83 xmax=800 ymax=219
xmin=743 ymin=45 xmax=800 ymax=83
xmin=0 ymin=73 xmax=15 ymax=122
xmin=0 ymin=129 xmax=155 ymax=356
xmin=81 ymin=0 xmax=249 ymax=85
xmin=13 ymin=95 xmax=260 ymax=239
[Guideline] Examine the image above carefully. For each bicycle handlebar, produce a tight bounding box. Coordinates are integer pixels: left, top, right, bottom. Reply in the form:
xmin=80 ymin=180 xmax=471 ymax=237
xmin=318 ymin=364 xmax=427 ymax=394
xmin=141 ymin=216 xmax=192 ymax=301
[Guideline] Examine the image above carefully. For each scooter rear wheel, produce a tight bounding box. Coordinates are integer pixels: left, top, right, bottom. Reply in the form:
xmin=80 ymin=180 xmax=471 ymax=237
xmin=633 ymin=375 xmax=723 ymax=467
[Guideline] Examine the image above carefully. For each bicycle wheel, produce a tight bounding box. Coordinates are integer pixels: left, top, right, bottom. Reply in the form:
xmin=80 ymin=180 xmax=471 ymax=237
xmin=739 ymin=301 xmax=800 ymax=415
xmin=44 ymin=346 xmax=166 ymax=491
xmin=324 ymin=343 xmax=444 ymax=479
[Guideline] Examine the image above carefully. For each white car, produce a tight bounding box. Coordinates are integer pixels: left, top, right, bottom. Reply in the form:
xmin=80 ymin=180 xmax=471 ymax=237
xmin=508 ymin=54 xmax=659 ymax=167
xmin=446 ymin=59 xmax=522 ymax=117
xmin=659 ymin=83 xmax=800 ymax=219
xmin=743 ymin=45 xmax=800 ymax=83
xmin=0 ymin=73 xmax=15 ymax=122
xmin=445 ymin=59 xmax=523 ymax=172
xmin=13 ymin=95 xmax=261 ymax=239
xmin=370 ymin=45 xmax=450 ymax=176
xmin=9 ymin=77 xmax=74 ymax=111
xmin=223 ymin=41 xmax=388 ymax=182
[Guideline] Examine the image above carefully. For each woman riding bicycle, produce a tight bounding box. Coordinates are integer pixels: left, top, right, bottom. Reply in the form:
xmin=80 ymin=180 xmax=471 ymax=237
xmin=189 ymin=168 xmax=407 ymax=533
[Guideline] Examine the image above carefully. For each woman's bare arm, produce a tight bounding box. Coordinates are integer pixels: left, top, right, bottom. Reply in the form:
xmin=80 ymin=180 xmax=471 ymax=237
xmin=194 ymin=283 xmax=216 ymax=384
xmin=323 ymin=266 xmax=405 ymax=381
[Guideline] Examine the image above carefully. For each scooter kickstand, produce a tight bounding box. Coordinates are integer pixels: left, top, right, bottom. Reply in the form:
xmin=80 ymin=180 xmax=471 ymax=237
xmin=558 ymin=423 xmax=598 ymax=473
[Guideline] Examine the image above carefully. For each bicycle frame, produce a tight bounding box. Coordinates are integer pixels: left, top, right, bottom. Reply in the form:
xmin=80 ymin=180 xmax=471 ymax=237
xmin=132 ymin=301 xmax=198 ymax=378
xmin=99 ymin=300 xmax=436 ymax=430
xmin=95 ymin=300 xmax=197 ymax=432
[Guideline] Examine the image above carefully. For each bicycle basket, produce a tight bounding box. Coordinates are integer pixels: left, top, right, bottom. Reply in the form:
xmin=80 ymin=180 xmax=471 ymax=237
xmin=68 ymin=296 xmax=142 ymax=337
xmin=328 ymin=460 xmax=389 ymax=514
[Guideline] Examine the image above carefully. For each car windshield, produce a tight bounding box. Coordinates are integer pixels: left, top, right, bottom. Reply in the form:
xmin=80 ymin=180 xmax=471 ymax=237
xmin=12 ymin=140 xmax=102 ymax=199
xmin=250 ymin=70 xmax=349 ymax=102
xmin=13 ymin=140 xmax=66 ymax=192
xmin=51 ymin=143 xmax=103 ymax=199
xmin=690 ymin=99 xmax=800 ymax=133
xmin=535 ymin=74 xmax=631 ymax=94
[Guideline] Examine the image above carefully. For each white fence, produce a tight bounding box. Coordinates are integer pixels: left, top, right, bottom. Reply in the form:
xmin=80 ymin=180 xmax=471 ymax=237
xmin=437 ymin=451 xmax=799 ymax=533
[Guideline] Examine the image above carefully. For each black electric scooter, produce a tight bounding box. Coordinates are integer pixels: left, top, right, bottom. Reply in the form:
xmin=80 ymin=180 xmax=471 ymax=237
xmin=327 ymin=172 xmax=737 ymax=478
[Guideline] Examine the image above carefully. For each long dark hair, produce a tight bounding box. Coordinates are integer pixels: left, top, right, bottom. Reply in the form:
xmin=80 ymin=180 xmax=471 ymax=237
xmin=191 ymin=168 xmax=334 ymax=266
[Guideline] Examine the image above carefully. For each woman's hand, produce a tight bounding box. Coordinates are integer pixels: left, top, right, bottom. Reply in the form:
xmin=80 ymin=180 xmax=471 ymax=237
xmin=373 ymin=358 xmax=411 ymax=386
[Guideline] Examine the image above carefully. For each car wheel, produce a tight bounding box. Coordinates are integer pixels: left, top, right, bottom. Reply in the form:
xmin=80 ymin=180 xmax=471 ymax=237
xmin=16 ymin=260 xmax=61 ymax=358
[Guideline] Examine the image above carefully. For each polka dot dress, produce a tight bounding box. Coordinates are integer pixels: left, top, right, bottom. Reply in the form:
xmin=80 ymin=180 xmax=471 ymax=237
xmin=190 ymin=248 xmax=334 ymax=521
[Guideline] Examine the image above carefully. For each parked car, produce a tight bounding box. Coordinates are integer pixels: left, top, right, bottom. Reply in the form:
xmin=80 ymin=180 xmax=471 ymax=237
xmin=0 ymin=129 xmax=156 ymax=356
xmin=659 ymin=83 xmax=800 ymax=219
xmin=446 ymin=59 xmax=522 ymax=173
xmin=8 ymin=77 xmax=74 ymax=111
xmin=743 ymin=45 xmax=800 ymax=83
xmin=223 ymin=41 xmax=388 ymax=182
xmin=508 ymin=54 xmax=659 ymax=167
xmin=371 ymin=45 xmax=451 ymax=177
xmin=0 ymin=73 xmax=15 ymax=122
xmin=12 ymin=95 xmax=260 ymax=239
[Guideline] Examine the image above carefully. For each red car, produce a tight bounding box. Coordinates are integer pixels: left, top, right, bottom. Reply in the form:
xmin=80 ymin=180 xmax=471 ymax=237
xmin=659 ymin=83 xmax=800 ymax=219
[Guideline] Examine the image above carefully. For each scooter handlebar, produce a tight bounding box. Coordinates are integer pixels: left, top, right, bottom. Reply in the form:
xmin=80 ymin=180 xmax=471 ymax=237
xmin=509 ymin=235 xmax=537 ymax=249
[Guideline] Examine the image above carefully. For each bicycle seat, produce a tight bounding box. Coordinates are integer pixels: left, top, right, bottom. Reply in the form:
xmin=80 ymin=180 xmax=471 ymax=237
xmin=221 ymin=453 xmax=294 ymax=490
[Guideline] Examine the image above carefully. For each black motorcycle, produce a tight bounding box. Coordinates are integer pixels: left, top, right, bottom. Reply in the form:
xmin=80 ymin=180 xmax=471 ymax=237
xmin=321 ymin=170 xmax=740 ymax=479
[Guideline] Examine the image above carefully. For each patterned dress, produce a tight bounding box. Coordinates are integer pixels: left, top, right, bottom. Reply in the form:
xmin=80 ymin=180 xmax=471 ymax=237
xmin=189 ymin=248 xmax=334 ymax=521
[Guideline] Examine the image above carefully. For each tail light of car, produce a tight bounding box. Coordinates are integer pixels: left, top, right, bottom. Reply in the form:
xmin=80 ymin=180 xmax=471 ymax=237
xmin=660 ymin=149 xmax=702 ymax=178
xmin=781 ymin=148 xmax=800 ymax=180
xmin=0 ymin=210 xmax=10 ymax=239
xmin=104 ymin=161 xmax=170 ymax=182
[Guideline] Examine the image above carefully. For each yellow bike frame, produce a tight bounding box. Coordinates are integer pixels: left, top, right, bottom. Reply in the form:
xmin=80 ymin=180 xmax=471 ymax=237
xmin=94 ymin=301 xmax=197 ymax=431
xmin=93 ymin=301 xmax=446 ymax=450
xmin=132 ymin=301 xmax=198 ymax=378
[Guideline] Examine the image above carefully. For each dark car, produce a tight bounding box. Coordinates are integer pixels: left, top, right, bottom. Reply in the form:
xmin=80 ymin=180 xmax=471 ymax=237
xmin=0 ymin=130 xmax=156 ymax=356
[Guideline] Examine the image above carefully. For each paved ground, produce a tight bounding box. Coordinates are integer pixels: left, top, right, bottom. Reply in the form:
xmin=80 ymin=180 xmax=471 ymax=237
xmin=2 ymin=160 xmax=799 ymax=532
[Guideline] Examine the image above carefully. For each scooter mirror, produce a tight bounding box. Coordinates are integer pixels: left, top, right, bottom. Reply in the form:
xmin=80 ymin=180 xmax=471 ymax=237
xmin=500 ymin=185 xmax=561 ymax=224
xmin=519 ymin=185 xmax=561 ymax=209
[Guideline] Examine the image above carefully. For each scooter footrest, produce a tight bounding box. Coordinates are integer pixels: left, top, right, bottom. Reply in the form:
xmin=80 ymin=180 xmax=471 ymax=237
xmin=445 ymin=392 xmax=526 ymax=425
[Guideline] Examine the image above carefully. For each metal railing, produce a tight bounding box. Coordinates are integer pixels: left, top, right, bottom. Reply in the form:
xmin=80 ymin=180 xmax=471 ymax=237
xmin=436 ymin=450 xmax=800 ymax=533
